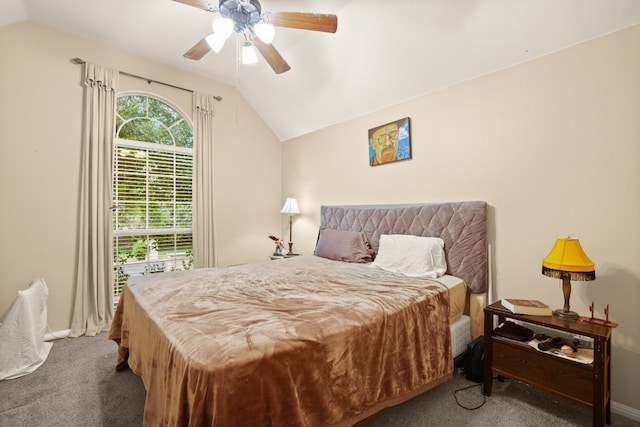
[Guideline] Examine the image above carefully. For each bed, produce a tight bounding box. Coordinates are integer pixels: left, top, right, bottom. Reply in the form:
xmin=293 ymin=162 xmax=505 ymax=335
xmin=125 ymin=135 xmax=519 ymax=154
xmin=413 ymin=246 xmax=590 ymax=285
xmin=109 ymin=201 xmax=488 ymax=426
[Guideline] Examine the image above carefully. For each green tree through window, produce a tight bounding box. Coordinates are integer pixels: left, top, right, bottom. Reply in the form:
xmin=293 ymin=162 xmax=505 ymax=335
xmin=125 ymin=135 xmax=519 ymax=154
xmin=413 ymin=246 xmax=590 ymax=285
xmin=113 ymin=95 xmax=193 ymax=305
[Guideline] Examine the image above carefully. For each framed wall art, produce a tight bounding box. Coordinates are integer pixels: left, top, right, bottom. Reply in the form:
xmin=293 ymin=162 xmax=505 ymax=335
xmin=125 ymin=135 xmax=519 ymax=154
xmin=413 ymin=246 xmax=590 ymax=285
xmin=368 ymin=117 xmax=411 ymax=166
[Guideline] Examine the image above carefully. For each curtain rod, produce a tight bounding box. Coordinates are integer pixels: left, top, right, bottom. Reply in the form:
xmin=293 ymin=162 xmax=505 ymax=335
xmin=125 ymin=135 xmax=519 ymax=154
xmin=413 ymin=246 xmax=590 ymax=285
xmin=70 ymin=57 xmax=222 ymax=101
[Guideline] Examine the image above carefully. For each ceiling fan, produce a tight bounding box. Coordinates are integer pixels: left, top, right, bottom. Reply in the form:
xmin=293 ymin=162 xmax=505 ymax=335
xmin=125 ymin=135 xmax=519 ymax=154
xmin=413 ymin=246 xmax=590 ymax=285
xmin=173 ymin=0 xmax=338 ymax=74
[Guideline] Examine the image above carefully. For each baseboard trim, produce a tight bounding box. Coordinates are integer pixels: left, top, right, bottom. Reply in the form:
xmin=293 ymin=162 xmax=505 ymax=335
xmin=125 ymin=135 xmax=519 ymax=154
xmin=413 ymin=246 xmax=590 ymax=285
xmin=44 ymin=329 xmax=70 ymax=341
xmin=612 ymin=401 xmax=640 ymax=422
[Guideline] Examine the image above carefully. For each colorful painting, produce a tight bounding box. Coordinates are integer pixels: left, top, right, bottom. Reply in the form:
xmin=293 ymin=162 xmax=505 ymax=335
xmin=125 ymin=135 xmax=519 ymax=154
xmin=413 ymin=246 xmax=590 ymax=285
xmin=368 ymin=117 xmax=411 ymax=166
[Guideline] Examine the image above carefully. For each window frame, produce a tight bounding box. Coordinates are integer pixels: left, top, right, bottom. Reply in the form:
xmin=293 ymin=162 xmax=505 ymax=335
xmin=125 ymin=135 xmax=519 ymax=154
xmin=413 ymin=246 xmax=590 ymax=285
xmin=112 ymin=93 xmax=193 ymax=306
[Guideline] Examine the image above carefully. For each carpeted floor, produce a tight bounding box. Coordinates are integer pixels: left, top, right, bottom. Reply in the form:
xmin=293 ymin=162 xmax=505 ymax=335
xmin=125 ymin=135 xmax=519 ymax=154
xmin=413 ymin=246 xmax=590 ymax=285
xmin=0 ymin=333 xmax=638 ymax=426
xmin=0 ymin=333 xmax=145 ymax=426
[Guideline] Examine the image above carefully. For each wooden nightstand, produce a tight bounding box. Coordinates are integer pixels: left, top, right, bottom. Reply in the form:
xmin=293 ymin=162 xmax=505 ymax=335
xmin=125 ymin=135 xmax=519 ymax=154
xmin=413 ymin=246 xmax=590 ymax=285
xmin=483 ymin=301 xmax=612 ymax=427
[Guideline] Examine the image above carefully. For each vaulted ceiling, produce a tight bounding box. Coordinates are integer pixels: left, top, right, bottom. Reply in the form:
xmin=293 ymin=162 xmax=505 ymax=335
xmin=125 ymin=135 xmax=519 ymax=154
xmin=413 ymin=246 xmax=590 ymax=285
xmin=3 ymin=0 xmax=640 ymax=141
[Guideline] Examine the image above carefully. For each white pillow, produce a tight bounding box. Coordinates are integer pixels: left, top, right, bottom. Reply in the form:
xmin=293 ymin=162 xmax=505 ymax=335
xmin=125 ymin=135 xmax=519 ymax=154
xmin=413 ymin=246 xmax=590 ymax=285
xmin=372 ymin=234 xmax=447 ymax=278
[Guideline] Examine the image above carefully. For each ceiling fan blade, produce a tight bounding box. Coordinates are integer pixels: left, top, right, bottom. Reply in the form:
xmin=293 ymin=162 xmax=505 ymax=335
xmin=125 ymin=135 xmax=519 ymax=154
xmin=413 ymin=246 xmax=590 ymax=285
xmin=266 ymin=12 xmax=338 ymax=33
xmin=171 ymin=0 xmax=216 ymax=12
xmin=184 ymin=37 xmax=211 ymax=60
xmin=252 ymin=37 xmax=291 ymax=74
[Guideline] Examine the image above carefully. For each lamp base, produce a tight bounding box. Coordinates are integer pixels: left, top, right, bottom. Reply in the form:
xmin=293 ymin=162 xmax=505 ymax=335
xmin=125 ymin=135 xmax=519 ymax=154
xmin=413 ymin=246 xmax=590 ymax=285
xmin=553 ymin=308 xmax=579 ymax=321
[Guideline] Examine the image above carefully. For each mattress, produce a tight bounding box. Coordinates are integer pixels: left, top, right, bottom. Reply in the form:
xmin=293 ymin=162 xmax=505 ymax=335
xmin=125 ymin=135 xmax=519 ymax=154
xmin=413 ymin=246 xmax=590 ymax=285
xmin=433 ymin=275 xmax=471 ymax=359
xmin=450 ymin=315 xmax=472 ymax=358
xmin=433 ymin=274 xmax=467 ymax=324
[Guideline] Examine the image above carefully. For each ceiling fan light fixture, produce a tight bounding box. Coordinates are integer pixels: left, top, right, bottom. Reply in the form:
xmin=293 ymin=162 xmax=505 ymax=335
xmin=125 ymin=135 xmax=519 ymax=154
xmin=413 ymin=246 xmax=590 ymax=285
xmin=174 ymin=0 xmax=338 ymax=74
xmin=205 ymin=33 xmax=226 ymax=53
xmin=254 ymin=22 xmax=275 ymax=44
xmin=242 ymin=41 xmax=258 ymax=64
xmin=212 ymin=17 xmax=234 ymax=39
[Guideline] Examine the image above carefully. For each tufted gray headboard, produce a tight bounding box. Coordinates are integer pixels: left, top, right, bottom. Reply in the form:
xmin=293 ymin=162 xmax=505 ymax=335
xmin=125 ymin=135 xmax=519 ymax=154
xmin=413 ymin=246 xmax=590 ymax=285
xmin=320 ymin=201 xmax=487 ymax=293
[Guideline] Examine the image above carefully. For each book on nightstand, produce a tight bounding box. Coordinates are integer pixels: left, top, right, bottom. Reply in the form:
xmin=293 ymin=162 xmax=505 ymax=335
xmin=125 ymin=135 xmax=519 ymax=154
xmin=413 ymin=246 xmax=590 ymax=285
xmin=501 ymin=299 xmax=552 ymax=316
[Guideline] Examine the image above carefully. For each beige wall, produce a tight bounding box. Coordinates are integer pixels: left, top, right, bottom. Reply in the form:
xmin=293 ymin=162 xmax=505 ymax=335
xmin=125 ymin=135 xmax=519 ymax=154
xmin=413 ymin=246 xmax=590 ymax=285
xmin=282 ymin=26 xmax=640 ymax=412
xmin=0 ymin=22 xmax=282 ymax=330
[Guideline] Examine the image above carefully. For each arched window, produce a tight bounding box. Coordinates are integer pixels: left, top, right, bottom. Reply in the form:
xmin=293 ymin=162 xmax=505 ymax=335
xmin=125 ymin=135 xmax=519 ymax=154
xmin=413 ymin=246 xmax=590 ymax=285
xmin=113 ymin=94 xmax=193 ymax=304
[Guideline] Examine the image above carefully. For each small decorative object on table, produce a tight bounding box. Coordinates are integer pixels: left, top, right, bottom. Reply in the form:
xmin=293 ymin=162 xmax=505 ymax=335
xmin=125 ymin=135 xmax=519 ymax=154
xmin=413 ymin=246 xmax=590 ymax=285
xmin=580 ymin=302 xmax=619 ymax=328
xmin=268 ymin=235 xmax=286 ymax=256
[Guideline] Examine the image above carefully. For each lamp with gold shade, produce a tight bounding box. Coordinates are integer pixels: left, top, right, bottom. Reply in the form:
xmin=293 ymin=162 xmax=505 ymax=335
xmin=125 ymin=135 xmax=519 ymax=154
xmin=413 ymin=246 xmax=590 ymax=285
xmin=542 ymin=237 xmax=595 ymax=320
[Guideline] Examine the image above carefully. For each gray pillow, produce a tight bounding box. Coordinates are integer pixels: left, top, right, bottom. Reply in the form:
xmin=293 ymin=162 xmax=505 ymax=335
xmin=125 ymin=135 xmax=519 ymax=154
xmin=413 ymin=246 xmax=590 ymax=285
xmin=314 ymin=228 xmax=375 ymax=263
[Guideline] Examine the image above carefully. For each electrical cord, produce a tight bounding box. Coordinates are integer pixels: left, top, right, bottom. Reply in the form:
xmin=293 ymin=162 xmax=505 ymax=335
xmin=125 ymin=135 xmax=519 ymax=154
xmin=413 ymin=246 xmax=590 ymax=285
xmin=453 ymin=382 xmax=486 ymax=410
xmin=452 ymin=376 xmax=499 ymax=410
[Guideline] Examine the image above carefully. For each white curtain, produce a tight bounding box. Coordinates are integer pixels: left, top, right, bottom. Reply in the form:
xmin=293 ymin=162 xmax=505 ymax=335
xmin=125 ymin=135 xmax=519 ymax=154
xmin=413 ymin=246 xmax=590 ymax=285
xmin=69 ymin=63 xmax=119 ymax=337
xmin=192 ymin=92 xmax=217 ymax=268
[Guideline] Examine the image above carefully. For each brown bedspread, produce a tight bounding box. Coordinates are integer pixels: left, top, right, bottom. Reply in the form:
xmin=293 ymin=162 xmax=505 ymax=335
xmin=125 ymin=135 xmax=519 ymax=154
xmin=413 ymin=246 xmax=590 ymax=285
xmin=109 ymin=255 xmax=452 ymax=426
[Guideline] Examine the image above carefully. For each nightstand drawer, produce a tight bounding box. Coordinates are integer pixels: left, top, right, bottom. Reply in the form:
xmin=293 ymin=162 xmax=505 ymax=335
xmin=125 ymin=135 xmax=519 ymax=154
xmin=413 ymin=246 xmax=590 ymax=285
xmin=492 ymin=338 xmax=593 ymax=405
